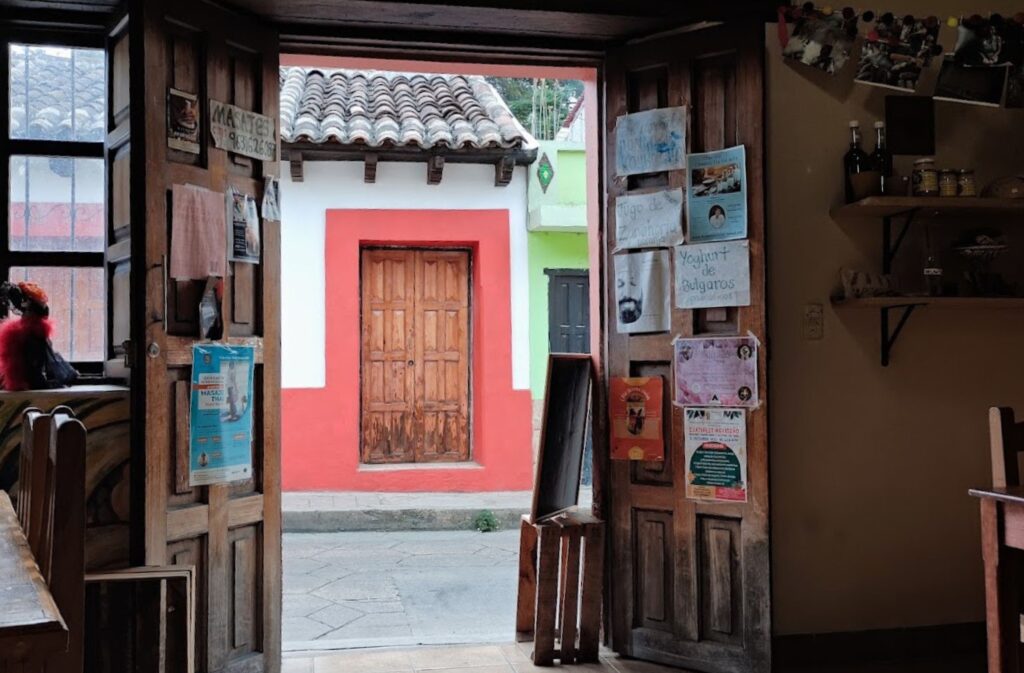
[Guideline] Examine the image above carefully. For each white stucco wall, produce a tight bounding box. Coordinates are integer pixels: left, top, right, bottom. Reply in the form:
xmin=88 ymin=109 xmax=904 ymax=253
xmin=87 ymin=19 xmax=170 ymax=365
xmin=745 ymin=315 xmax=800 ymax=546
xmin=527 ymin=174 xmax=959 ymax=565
xmin=280 ymin=160 xmax=530 ymax=391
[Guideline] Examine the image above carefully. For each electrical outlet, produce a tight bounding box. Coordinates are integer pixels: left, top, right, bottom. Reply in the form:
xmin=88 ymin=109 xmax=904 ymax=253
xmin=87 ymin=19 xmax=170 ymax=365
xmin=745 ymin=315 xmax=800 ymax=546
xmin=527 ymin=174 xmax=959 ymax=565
xmin=804 ymin=303 xmax=824 ymax=340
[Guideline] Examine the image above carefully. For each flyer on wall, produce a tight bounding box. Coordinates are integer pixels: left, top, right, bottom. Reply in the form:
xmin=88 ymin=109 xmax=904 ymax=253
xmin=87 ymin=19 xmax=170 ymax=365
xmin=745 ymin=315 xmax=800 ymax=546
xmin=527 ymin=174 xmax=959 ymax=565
xmin=609 ymin=376 xmax=665 ymax=461
xmin=614 ymin=250 xmax=672 ymax=334
xmin=674 ymin=240 xmax=751 ymax=310
xmin=614 ymin=188 xmax=685 ymax=250
xmin=189 ymin=344 xmax=255 ymax=486
xmin=227 ymin=187 xmax=261 ymax=264
xmin=673 ymin=335 xmax=758 ymax=408
xmin=684 ymin=407 xmax=747 ymax=503
xmin=687 ymin=145 xmax=747 ymax=243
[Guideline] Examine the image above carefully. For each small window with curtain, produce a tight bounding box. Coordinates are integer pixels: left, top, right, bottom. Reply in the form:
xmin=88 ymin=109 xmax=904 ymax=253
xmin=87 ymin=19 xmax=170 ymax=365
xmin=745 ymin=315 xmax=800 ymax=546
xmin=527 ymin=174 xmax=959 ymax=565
xmin=3 ymin=41 xmax=107 ymax=373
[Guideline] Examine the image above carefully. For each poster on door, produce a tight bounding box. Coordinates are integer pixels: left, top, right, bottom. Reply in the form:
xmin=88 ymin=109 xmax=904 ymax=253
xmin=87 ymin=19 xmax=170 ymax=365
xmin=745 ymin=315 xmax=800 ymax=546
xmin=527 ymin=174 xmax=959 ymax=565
xmin=614 ymin=106 xmax=687 ymax=177
xmin=684 ymin=407 xmax=747 ymax=503
xmin=609 ymin=376 xmax=665 ymax=461
xmin=189 ymin=344 xmax=255 ymax=486
xmin=614 ymin=188 xmax=685 ymax=250
xmin=687 ymin=145 xmax=747 ymax=243
xmin=673 ymin=335 xmax=758 ymax=408
xmin=614 ymin=250 xmax=671 ymax=334
xmin=674 ymin=240 xmax=751 ymax=309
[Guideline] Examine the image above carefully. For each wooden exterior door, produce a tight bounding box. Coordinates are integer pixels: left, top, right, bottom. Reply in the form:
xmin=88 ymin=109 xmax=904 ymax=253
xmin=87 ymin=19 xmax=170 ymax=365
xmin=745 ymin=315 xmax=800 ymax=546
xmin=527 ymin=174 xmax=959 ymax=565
xmin=361 ymin=248 xmax=470 ymax=464
xmin=547 ymin=270 xmax=590 ymax=354
xmin=603 ymin=22 xmax=770 ymax=673
xmin=110 ymin=1 xmax=281 ymax=670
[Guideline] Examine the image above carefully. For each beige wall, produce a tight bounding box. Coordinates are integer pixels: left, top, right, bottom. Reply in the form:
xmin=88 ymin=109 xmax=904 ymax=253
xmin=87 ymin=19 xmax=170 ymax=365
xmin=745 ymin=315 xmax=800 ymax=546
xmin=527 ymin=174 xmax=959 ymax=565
xmin=767 ymin=6 xmax=1024 ymax=636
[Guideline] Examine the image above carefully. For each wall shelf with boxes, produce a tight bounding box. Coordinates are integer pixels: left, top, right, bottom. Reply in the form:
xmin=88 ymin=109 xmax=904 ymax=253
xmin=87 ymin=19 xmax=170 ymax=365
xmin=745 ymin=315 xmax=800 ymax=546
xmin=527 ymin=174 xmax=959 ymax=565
xmin=831 ymin=196 xmax=1024 ymax=367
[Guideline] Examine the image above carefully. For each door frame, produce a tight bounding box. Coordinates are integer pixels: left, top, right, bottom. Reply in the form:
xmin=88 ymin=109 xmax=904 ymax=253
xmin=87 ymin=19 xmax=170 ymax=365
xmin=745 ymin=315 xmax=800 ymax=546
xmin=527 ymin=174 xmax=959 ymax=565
xmin=358 ymin=244 xmax=475 ymax=464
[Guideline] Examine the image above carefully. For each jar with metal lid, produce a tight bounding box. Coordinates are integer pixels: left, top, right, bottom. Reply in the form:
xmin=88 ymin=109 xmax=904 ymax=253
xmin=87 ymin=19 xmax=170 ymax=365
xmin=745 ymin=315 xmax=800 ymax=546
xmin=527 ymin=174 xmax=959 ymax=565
xmin=957 ymin=169 xmax=977 ymax=197
xmin=939 ymin=169 xmax=958 ymax=197
xmin=912 ymin=158 xmax=939 ymax=196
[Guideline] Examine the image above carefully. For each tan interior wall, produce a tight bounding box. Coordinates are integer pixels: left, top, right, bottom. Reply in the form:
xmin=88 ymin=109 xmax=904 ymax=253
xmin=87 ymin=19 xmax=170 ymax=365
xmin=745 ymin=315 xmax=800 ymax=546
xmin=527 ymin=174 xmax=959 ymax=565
xmin=767 ymin=5 xmax=1024 ymax=635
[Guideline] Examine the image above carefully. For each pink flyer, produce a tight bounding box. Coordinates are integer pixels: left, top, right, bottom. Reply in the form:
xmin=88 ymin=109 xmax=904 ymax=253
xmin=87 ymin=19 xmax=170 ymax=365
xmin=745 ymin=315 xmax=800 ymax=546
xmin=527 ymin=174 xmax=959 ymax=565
xmin=673 ymin=336 xmax=758 ymax=408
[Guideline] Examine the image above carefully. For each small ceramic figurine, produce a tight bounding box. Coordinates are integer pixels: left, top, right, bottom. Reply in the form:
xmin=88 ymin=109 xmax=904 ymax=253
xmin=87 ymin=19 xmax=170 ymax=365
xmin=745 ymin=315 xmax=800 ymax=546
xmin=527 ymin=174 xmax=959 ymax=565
xmin=0 ymin=282 xmax=78 ymax=391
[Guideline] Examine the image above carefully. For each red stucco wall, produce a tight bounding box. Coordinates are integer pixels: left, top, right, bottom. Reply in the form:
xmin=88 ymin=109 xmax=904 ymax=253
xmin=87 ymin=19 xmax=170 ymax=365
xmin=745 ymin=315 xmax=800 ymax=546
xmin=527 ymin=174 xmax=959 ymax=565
xmin=282 ymin=209 xmax=534 ymax=491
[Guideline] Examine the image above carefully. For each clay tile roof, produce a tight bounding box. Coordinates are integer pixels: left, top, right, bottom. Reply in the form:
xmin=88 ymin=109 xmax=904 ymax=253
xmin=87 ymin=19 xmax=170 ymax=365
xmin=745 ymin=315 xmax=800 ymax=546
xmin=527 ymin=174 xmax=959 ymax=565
xmin=9 ymin=46 xmax=106 ymax=142
xmin=280 ymin=67 xmax=535 ymax=152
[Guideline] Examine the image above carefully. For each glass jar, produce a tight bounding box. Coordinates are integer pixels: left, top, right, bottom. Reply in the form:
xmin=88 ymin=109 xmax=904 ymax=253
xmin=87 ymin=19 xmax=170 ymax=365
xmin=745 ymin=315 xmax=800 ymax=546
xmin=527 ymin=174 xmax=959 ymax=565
xmin=939 ymin=169 xmax=958 ymax=197
xmin=957 ymin=169 xmax=977 ymax=197
xmin=912 ymin=158 xmax=939 ymax=196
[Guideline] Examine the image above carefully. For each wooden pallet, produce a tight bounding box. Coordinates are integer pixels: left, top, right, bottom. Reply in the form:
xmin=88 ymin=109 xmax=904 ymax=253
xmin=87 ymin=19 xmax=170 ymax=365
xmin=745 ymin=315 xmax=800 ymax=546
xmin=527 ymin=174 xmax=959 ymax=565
xmin=515 ymin=511 xmax=604 ymax=666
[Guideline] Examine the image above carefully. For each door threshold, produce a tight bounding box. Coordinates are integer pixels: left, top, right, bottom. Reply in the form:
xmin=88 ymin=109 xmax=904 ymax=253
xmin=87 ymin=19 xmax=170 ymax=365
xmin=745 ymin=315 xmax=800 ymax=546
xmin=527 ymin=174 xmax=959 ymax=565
xmin=358 ymin=461 xmax=484 ymax=472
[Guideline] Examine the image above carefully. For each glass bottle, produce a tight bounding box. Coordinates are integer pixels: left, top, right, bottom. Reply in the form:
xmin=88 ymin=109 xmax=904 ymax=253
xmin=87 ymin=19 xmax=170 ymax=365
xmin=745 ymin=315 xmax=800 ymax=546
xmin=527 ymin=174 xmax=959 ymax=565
xmin=844 ymin=121 xmax=870 ymax=203
xmin=871 ymin=121 xmax=892 ymax=195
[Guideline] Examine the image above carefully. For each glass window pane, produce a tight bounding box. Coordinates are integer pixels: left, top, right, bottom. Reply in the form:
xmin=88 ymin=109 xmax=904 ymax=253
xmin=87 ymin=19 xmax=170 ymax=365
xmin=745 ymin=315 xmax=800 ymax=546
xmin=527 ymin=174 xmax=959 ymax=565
xmin=9 ymin=44 xmax=106 ymax=142
xmin=8 ymin=267 xmax=105 ymax=363
xmin=9 ymin=156 xmax=105 ymax=252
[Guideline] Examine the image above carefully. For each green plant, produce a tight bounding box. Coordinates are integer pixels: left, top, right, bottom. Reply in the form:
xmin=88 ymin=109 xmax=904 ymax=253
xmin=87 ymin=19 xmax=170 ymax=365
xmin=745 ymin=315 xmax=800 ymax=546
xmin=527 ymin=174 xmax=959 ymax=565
xmin=473 ymin=509 xmax=500 ymax=532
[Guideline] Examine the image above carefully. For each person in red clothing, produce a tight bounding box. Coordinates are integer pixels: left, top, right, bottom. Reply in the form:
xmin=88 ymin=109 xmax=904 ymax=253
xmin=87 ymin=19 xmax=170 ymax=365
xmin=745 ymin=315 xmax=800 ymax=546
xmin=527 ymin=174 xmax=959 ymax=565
xmin=0 ymin=282 xmax=78 ymax=391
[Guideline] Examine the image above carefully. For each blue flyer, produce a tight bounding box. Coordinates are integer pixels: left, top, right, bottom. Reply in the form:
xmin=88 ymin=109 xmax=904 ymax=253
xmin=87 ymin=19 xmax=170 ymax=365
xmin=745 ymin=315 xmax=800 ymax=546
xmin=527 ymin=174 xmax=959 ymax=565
xmin=687 ymin=145 xmax=747 ymax=243
xmin=189 ymin=344 xmax=255 ymax=486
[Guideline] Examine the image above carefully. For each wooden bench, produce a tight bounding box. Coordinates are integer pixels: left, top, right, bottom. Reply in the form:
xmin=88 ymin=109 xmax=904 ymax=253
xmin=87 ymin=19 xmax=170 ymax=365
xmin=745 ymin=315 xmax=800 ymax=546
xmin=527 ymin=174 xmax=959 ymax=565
xmin=516 ymin=511 xmax=604 ymax=666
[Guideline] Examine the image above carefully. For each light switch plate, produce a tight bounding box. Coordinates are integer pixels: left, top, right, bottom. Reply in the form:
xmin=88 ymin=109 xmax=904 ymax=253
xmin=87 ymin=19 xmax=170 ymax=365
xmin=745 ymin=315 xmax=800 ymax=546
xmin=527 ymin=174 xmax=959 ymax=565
xmin=804 ymin=303 xmax=824 ymax=340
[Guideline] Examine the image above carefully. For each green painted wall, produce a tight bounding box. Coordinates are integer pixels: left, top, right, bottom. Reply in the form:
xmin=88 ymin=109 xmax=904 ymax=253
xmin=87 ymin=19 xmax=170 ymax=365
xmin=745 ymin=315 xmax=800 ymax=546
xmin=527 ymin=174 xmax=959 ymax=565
xmin=527 ymin=231 xmax=590 ymax=399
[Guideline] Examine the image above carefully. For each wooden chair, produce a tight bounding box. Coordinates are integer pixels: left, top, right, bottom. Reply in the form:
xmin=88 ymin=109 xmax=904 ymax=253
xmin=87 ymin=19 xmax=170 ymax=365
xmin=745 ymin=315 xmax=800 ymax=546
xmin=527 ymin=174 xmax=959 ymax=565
xmin=989 ymin=407 xmax=1024 ymax=488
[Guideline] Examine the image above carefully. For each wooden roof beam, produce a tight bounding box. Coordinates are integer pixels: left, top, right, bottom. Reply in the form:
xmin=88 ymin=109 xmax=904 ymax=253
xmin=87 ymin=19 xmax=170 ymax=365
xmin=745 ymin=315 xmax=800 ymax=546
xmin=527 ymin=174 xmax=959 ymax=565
xmin=427 ymin=155 xmax=444 ymax=185
xmin=494 ymin=155 xmax=514 ymax=187
xmin=364 ymin=153 xmax=378 ymax=183
xmin=290 ymin=152 xmax=304 ymax=182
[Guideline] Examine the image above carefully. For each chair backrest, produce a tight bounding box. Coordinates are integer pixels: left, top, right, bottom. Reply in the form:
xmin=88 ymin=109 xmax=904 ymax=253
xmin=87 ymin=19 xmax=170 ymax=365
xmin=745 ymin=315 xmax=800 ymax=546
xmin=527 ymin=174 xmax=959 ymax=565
xmin=17 ymin=406 xmax=46 ymax=553
xmin=21 ymin=407 xmax=86 ymax=673
xmin=989 ymin=407 xmax=1024 ymax=488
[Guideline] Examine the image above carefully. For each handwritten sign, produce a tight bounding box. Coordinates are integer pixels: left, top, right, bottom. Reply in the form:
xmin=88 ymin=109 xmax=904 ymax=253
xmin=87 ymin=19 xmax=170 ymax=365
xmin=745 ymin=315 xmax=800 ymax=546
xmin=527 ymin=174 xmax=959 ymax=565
xmin=674 ymin=240 xmax=750 ymax=310
xmin=615 ymin=106 xmax=687 ymax=177
xmin=614 ymin=189 xmax=684 ymax=250
xmin=209 ymin=99 xmax=276 ymax=161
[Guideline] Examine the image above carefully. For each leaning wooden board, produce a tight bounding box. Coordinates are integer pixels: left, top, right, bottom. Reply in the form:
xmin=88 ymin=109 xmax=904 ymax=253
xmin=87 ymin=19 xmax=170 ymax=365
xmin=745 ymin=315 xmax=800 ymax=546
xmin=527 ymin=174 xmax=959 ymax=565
xmin=0 ymin=491 xmax=68 ymax=664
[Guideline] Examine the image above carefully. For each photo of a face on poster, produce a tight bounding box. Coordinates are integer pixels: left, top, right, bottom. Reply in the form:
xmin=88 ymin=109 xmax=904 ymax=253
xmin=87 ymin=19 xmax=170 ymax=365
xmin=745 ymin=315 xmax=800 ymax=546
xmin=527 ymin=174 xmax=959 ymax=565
xmin=228 ymin=188 xmax=261 ymax=264
xmin=167 ymin=88 xmax=200 ymax=154
xmin=687 ymin=146 xmax=747 ymax=243
xmin=614 ymin=250 xmax=671 ymax=334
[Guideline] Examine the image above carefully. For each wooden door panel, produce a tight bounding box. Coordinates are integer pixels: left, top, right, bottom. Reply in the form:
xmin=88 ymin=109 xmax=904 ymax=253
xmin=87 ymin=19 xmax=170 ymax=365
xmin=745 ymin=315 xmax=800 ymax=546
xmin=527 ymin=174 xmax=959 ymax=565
xmin=415 ymin=250 xmax=470 ymax=463
xmin=362 ymin=249 xmax=418 ymax=463
xmin=120 ymin=2 xmax=281 ymax=671
xmin=605 ymin=22 xmax=769 ymax=673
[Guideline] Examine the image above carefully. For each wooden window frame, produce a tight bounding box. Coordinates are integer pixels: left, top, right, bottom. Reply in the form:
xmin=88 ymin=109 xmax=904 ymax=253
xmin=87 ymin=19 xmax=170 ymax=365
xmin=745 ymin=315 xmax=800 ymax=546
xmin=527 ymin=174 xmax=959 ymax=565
xmin=0 ymin=29 xmax=107 ymax=374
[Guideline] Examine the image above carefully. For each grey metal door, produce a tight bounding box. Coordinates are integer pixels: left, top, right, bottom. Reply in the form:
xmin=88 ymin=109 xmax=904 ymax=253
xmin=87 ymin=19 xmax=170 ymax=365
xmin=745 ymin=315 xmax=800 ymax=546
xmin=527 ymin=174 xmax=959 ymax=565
xmin=547 ymin=269 xmax=590 ymax=354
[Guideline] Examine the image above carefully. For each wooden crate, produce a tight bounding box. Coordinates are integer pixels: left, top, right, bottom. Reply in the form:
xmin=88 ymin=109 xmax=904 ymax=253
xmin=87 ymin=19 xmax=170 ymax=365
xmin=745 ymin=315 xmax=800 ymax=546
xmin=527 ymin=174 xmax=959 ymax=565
xmin=516 ymin=511 xmax=604 ymax=666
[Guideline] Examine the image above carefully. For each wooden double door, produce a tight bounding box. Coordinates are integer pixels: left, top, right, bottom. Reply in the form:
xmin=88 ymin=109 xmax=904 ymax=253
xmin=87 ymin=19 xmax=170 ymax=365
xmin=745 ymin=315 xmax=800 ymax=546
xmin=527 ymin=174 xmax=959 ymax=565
xmin=360 ymin=248 xmax=471 ymax=464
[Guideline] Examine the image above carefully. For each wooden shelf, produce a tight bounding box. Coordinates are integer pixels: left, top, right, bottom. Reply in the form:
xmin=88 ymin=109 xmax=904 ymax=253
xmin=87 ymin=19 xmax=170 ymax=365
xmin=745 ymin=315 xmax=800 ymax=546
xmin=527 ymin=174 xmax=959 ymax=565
xmin=832 ymin=296 xmax=1024 ymax=309
xmin=830 ymin=196 xmax=1024 ymax=223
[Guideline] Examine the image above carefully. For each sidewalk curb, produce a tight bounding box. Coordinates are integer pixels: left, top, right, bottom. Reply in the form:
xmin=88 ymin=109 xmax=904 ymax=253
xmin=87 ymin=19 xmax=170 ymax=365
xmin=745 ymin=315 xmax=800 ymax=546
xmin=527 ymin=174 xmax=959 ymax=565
xmin=283 ymin=507 xmax=527 ymax=532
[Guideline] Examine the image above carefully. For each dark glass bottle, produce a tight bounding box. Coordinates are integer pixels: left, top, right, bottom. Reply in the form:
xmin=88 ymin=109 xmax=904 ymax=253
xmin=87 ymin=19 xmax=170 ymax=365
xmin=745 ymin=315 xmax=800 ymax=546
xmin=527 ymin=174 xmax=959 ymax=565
xmin=871 ymin=121 xmax=893 ymax=195
xmin=844 ymin=121 xmax=870 ymax=203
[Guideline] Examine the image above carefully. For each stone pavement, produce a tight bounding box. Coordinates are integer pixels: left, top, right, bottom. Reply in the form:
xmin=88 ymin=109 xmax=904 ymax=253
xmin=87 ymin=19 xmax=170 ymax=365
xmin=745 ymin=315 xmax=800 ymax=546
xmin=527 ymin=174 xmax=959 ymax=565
xmin=283 ymin=529 xmax=521 ymax=650
xmin=283 ymin=489 xmax=592 ymax=532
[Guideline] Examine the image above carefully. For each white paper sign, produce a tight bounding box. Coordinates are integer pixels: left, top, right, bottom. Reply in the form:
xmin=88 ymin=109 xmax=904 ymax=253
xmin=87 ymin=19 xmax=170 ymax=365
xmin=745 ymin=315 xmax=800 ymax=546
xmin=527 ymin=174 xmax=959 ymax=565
xmin=614 ymin=189 xmax=684 ymax=250
xmin=674 ymin=240 xmax=750 ymax=309
xmin=209 ymin=99 xmax=276 ymax=161
xmin=615 ymin=106 xmax=687 ymax=177
xmin=614 ymin=250 xmax=671 ymax=334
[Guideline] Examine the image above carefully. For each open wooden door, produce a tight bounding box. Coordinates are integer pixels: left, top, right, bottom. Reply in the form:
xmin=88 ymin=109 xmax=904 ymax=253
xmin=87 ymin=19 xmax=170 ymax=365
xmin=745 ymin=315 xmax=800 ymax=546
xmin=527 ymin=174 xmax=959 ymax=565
xmin=603 ymin=22 xmax=770 ymax=673
xmin=109 ymin=1 xmax=281 ymax=670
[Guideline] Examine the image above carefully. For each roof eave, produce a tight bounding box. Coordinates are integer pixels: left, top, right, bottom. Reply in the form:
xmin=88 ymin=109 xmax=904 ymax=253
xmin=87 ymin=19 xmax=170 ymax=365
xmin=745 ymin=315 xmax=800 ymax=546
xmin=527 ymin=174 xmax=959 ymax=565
xmin=283 ymin=141 xmax=538 ymax=166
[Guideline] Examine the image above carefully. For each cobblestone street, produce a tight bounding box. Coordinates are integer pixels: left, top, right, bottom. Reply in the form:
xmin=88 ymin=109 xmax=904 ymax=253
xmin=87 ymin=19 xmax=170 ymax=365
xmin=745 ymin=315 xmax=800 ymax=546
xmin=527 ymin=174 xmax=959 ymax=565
xmin=283 ymin=529 xmax=519 ymax=650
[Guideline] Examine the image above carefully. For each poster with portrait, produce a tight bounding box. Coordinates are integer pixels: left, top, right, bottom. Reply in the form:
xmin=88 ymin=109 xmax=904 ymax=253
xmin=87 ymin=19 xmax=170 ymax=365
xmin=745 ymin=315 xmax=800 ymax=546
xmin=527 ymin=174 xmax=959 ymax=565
xmin=684 ymin=407 xmax=747 ymax=503
xmin=687 ymin=146 xmax=747 ymax=243
xmin=167 ymin=88 xmax=200 ymax=154
xmin=614 ymin=188 xmax=685 ymax=250
xmin=614 ymin=106 xmax=687 ymax=177
xmin=673 ymin=335 xmax=758 ymax=408
xmin=227 ymin=187 xmax=261 ymax=264
xmin=855 ymin=13 xmax=942 ymax=92
xmin=614 ymin=250 xmax=671 ymax=334
xmin=189 ymin=344 xmax=254 ymax=486
xmin=609 ymin=377 xmax=665 ymax=461
xmin=674 ymin=240 xmax=750 ymax=309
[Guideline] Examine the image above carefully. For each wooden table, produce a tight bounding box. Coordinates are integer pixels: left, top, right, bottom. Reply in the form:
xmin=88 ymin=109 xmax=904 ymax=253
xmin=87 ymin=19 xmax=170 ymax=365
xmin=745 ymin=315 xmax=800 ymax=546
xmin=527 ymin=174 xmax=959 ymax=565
xmin=0 ymin=491 xmax=67 ymax=665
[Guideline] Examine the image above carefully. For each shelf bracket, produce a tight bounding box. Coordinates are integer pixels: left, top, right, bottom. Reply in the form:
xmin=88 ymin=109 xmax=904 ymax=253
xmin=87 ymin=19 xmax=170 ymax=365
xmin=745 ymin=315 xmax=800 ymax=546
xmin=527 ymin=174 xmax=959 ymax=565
xmin=882 ymin=209 xmax=917 ymax=274
xmin=880 ymin=303 xmax=922 ymax=367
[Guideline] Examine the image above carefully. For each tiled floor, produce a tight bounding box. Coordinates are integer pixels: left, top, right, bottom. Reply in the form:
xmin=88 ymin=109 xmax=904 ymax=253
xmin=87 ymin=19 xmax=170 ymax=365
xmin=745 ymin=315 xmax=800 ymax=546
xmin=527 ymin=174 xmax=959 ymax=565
xmin=281 ymin=643 xmax=678 ymax=673
xmin=280 ymin=643 xmax=986 ymax=673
